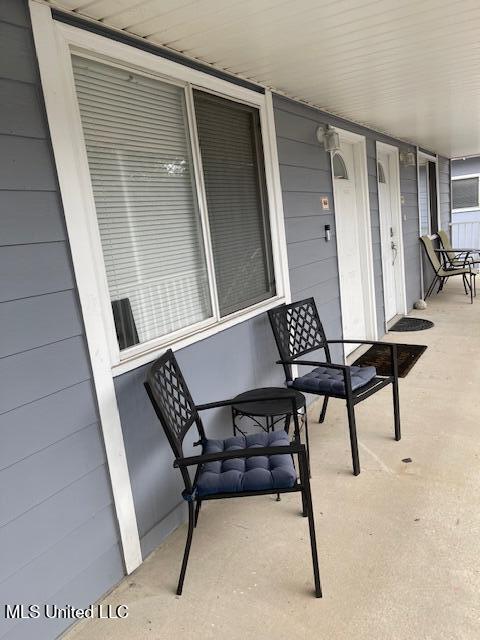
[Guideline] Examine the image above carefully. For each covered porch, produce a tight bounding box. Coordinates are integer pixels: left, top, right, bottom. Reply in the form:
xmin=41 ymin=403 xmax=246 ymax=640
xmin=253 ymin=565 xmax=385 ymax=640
xmin=64 ymin=279 xmax=479 ymax=640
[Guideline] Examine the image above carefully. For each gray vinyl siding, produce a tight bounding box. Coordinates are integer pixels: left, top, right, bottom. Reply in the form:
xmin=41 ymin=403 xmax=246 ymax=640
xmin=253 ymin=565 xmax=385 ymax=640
xmin=0 ymin=3 xmax=123 ymax=639
xmin=438 ymin=155 xmax=451 ymax=233
xmin=400 ymin=161 xmax=422 ymax=307
xmin=273 ymin=94 xmax=421 ymax=335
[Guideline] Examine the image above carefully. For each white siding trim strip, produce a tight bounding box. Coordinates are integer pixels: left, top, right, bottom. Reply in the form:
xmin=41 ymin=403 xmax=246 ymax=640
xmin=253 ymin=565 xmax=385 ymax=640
xmin=29 ymin=0 xmax=142 ymax=575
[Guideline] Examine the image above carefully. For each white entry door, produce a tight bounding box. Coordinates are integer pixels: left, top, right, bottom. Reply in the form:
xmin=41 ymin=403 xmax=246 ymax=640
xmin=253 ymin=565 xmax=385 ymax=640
xmin=378 ymin=150 xmax=400 ymax=322
xmin=332 ymin=142 xmax=366 ymax=352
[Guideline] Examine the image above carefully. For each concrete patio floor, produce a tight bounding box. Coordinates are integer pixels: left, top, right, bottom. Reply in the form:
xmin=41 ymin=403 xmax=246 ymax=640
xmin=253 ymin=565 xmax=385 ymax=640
xmin=64 ymin=279 xmax=480 ymax=640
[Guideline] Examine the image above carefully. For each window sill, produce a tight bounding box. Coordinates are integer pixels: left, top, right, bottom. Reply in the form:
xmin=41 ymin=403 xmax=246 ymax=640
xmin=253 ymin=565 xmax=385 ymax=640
xmin=111 ymin=295 xmax=286 ymax=377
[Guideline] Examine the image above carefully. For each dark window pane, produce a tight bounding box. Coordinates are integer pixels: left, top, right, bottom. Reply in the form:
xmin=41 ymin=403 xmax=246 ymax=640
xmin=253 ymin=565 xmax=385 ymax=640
xmin=194 ymin=90 xmax=276 ymax=317
xmin=452 ymin=177 xmax=479 ymax=209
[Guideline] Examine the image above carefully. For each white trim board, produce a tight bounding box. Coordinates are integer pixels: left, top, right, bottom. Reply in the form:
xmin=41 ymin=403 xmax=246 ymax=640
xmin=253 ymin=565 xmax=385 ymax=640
xmin=376 ymin=142 xmax=408 ymax=330
xmin=32 ymin=15 xmax=289 ymax=376
xmin=29 ymin=0 xmax=142 ymax=575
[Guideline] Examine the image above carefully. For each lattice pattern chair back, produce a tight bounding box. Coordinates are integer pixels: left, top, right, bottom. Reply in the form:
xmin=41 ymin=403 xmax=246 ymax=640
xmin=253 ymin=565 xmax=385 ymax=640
xmin=145 ymin=349 xmax=203 ymax=458
xmin=268 ymin=298 xmax=330 ymax=380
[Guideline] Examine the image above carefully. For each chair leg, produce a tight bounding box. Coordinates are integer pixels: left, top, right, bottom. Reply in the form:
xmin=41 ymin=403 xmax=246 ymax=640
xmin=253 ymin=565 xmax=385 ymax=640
xmin=300 ymin=451 xmax=322 ymax=598
xmin=319 ymin=396 xmax=329 ymax=423
xmin=436 ymin=277 xmax=444 ymax=294
xmin=194 ymin=499 xmax=202 ymax=528
xmin=392 ymin=378 xmax=401 ymax=441
xmin=425 ymin=275 xmax=438 ymax=300
xmin=346 ymin=400 xmax=361 ymax=476
xmin=462 ymin=274 xmax=468 ymax=296
xmin=297 ymin=444 xmax=308 ymax=517
xmin=177 ymin=501 xmax=195 ymax=596
xmin=304 ymin=410 xmax=311 ymax=478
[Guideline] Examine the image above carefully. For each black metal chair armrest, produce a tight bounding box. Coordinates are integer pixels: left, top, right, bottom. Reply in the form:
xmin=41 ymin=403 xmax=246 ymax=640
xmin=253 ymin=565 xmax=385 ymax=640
xmin=434 ymin=248 xmax=476 ymax=255
xmin=196 ymin=392 xmax=298 ymax=412
xmin=276 ymin=358 xmax=349 ymax=371
xmin=174 ymin=443 xmax=305 ymax=468
xmin=326 ymin=339 xmax=396 ymax=349
xmin=196 ymin=393 xmax=302 ymax=441
xmin=324 ymin=341 xmax=398 ymax=378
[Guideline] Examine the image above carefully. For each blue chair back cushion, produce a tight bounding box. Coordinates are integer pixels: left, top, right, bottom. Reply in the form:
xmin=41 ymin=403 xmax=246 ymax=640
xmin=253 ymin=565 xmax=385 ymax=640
xmin=196 ymin=431 xmax=297 ymax=497
xmin=290 ymin=365 xmax=376 ymax=395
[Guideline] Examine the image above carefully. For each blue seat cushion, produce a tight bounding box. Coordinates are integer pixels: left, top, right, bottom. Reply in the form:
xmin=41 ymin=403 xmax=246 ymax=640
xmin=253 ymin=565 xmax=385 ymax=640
xmin=290 ymin=365 xmax=376 ymax=396
xmin=196 ymin=431 xmax=297 ymax=497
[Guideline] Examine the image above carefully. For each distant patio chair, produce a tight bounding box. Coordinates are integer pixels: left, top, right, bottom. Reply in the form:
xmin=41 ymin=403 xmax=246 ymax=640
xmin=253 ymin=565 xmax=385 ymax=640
xmin=144 ymin=349 xmax=321 ymax=598
xmin=268 ymin=298 xmax=400 ymax=476
xmin=420 ymin=235 xmax=477 ymax=303
xmin=437 ymin=229 xmax=480 ymax=267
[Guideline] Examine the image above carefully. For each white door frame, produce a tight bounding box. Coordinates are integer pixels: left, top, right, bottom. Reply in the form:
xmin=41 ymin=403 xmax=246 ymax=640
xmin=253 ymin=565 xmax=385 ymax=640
xmin=376 ymin=142 xmax=408 ymax=330
xmin=417 ymin=149 xmax=441 ymax=235
xmin=416 ymin=149 xmax=440 ymax=299
xmin=332 ymin=127 xmax=378 ymax=357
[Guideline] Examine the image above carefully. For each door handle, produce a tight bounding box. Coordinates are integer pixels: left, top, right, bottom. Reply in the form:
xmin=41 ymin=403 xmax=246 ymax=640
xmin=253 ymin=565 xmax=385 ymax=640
xmin=391 ymin=241 xmax=398 ymax=265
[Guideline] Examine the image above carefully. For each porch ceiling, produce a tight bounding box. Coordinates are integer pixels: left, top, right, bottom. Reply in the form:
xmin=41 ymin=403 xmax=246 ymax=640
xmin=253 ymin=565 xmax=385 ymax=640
xmin=48 ymin=0 xmax=480 ymax=158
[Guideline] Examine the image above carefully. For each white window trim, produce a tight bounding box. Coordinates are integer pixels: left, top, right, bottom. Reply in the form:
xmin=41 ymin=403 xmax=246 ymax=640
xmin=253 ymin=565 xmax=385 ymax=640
xmin=30 ymin=1 xmax=290 ymax=574
xmin=451 ymin=174 xmax=480 ymax=212
xmin=33 ymin=9 xmax=289 ymax=377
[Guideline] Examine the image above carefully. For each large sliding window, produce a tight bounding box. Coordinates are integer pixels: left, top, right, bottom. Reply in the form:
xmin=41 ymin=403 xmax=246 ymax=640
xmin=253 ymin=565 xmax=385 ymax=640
xmin=71 ymin=55 xmax=278 ymax=358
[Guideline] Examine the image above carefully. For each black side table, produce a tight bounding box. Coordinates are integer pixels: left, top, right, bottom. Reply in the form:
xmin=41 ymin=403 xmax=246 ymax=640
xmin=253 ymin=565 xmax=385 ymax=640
xmin=231 ymin=387 xmax=310 ymax=469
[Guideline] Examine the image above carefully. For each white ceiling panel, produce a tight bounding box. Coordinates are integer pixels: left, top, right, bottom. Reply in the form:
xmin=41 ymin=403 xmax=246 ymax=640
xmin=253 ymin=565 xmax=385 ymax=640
xmin=48 ymin=0 xmax=480 ymax=157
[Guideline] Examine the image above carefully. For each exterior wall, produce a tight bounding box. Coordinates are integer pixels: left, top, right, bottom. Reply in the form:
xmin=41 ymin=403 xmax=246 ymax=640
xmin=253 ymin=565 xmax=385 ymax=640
xmin=273 ymin=95 xmax=421 ymax=330
xmin=401 ymin=156 xmax=422 ymax=306
xmin=0 ymin=2 xmax=124 ymax=639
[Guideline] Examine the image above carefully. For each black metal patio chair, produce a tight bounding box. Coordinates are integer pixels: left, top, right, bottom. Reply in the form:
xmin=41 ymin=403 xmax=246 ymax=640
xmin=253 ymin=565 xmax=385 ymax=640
xmin=144 ymin=349 xmax=321 ymax=598
xmin=268 ymin=298 xmax=400 ymax=476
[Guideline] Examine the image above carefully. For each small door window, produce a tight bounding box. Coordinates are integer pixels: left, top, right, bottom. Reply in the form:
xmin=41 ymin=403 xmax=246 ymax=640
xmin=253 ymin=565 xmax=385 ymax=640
xmin=377 ymin=162 xmax=386 ymax=183
xmin=332 ymin=153 xmax=348 ymax=179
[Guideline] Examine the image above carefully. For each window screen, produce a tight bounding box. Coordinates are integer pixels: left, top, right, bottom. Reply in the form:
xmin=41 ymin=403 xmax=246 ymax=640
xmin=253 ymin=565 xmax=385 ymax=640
xmin=452 ymin=177 xmax=479 ymax=210
xmin=193 ymin=90 xmax=275 ymax=316
xmin=72 ymin=56 xmax=212 ymax=349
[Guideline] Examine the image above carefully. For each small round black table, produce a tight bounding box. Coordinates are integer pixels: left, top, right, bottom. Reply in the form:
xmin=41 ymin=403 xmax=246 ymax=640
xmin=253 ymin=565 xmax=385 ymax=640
xmin=231 ymin=387 xmax=309 ymax=468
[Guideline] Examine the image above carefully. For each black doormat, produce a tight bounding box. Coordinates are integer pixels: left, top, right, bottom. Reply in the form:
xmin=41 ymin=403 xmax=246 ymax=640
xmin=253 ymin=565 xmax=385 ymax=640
xmin=389 ymin=317 xmax=434 ymax=332
xmin=353 ymin=343 xmax=427 ymax=378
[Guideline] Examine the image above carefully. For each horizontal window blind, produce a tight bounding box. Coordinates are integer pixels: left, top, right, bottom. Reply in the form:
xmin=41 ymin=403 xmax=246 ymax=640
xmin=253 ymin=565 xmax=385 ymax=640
xmin=72 ymin=56 xmax=212 ymax=348
xmin=193 ymin=90 xmax=275 ymax=317
xmin=452 ymin=177 xmax=479 ymax=209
